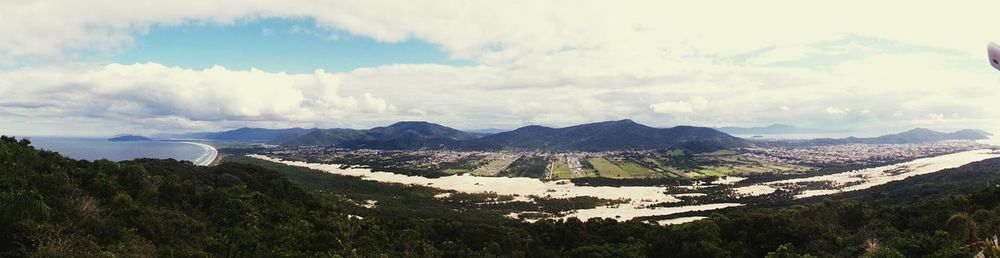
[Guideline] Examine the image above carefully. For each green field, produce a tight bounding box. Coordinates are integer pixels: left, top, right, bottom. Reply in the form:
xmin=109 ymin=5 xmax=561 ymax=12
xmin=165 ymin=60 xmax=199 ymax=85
xmin=550 ymin=158 xmax=573 ymax=179
xmin=697 ymin=163 xmax=811 ymax=176
xmin=441 ymin=168 xmax=469 ymax=174
xmin=583 ymin=157 xmax=663 ymax=179
xmin=498 ymin=156 xmax=548 ymax=178
xmin=471 ymin=157 xmax=517 ymax=176
xmin=587 ymin=158 xmax=629 ymax=178
xmin=615 ymin=161 xmax=661 ymax=178
xmin=698 ymin=149 xmax=738 ymax=156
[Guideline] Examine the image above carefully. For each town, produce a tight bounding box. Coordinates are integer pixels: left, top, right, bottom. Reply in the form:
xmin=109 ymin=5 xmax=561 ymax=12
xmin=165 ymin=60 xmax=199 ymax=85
xmin=238 ymin=140 xmax=990 ymax=181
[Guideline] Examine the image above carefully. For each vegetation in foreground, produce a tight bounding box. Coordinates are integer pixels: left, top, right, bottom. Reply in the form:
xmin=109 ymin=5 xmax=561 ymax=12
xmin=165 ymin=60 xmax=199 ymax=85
xmin=5 ymin=135 xmax=1000 ymax=257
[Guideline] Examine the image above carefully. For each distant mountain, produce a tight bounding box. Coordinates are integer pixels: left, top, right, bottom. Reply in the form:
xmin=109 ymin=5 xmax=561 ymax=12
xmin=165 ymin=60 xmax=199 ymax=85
xmin=279 ymin=121 xmax=483 ymax=149
xmin=455 ymin=119 xmax=749 ymax=152
xmin=166 ymin=127 xmax=316 ymax=142
xmin=716 ymin=124 xmax=822 ymax=135
xmin=275 ymin=119 xmax=749 ymax=152
xmin=867 ymin=128 xmax=991 ymax=144
xmin=108 ymin=135 xmax=151 ymax=142
xmin=342 ymin=121 xmax=482 ymax=149
xmin=279 ymin=128 xmax=372 ymax=146
xmin=784 ymin=128 xmax=991 ymax=146
xmin=463 ymin=128 xmax=510 ymax=135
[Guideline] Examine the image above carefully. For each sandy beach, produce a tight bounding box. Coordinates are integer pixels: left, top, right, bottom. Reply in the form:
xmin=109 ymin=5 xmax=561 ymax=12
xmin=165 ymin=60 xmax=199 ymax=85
xmin=182 ymin=142 xmax=218 ymax=166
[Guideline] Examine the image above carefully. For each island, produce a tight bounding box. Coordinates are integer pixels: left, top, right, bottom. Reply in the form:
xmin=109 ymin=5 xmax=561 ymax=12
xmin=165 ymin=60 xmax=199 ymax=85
xmin=107 ymin=135 xmax=152 ymax=142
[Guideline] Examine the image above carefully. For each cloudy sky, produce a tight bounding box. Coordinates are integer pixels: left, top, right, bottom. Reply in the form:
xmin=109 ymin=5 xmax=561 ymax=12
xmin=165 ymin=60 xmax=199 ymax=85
xmin=2 ymin=1 xmax=999 ymax=137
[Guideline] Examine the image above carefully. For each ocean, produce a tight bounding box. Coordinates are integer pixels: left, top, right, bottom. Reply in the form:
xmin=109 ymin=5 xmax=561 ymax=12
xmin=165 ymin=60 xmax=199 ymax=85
xmin=24 ymin=137 xmax=216 ymax=165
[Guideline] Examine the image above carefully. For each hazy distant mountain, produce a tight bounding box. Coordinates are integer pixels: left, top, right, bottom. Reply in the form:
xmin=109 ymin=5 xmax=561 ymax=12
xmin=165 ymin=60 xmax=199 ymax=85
xmin=456 ymin=119 xmax=749 ymax=152
xmin=463 ymin=128 xmax=510 ymax=135
xmin=166 ymin=127 xmax=316 ymax=142
xmin=342 ymin=121 xmax=482 ymax=149
xmin=107 ymin=135 xmax=151 ymax=142
xmin=716 ymin=124 xmax=822 ymax=135
xmin=783 ymin=128 xmax=992 ymax=146
xmin=279 ymin=128 xmax=372 ymax=146
xmin=279 ymin=121 xmax=482 ymax=149
xmin=276 ymin=119 xmax=749 ymax=152
xmin=867 ymin=128 xmax=991 ymax=144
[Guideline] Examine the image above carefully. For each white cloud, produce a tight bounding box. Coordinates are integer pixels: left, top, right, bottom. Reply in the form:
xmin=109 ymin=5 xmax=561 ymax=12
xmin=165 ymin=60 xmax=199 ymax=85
xmin=361 ymin=93 xmax=394 ymax=113
xmin=650 ymin=97 xmax=708 ymax=114
xmin=2 ymin=53 xmax=1000 ymax=136
xmin=0 ymin=63 xmax=392 ymax=132
xmin=260 ymin=27 xmax=274 ymax=36
xmin=650 ymin=102 xmax=694 ymax=114
xmin=2 ymin=1 xmax=1000 ymax=135
xmin=825 ymin=107 xmax=849 ymax=115
xmin=3 ymin=1 xmax=999 ymax=63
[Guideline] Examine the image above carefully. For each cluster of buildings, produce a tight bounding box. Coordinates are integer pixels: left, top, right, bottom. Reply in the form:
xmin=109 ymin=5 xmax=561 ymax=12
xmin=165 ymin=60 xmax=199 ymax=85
xmin=256 ymin=146 xmax=640 ymax=174
xmin=253 ymin=142 xmax=989 ymax=175
xmin=742 ymin=141 xmax=988 ymax=166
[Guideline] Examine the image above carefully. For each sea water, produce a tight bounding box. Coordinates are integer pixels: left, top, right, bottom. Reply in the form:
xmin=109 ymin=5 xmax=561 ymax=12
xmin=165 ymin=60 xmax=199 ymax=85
xmin=24 ymin=137 xmax=215 ymax=165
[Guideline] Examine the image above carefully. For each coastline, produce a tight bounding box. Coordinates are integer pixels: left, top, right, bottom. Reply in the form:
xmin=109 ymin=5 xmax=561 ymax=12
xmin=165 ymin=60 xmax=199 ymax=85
xmin=180 ymin=141 xmax=218 ymax=166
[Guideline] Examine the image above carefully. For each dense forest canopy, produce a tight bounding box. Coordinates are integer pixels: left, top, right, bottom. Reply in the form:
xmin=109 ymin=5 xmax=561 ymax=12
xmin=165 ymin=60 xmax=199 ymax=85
xmin=3 ymin=135 xmax=1000 ymax=257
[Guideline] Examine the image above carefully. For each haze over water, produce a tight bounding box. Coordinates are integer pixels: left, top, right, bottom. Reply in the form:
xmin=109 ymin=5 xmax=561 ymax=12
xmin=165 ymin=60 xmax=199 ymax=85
xmin=27 ymin=137 xmax=215 ymax=165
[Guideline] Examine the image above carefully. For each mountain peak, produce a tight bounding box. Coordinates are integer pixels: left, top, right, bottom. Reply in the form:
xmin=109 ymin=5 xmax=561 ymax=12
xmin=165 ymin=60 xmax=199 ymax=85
xmin=468 ymin=120 xmax=746 ymax=152
xmin=904 ymin=128 xmax=938 ymax=134
xmin=388 ymin=121 xmax=432 ymax=127
xmin=604 ymin=119 xmax=640 ymax=126
xmin=381 ymin=121 xmax=462 ymax=133
xmin=765 ymin=124 xmax=796 ymax=129
xmin=576 ymin=119 xmax=647 ymax=128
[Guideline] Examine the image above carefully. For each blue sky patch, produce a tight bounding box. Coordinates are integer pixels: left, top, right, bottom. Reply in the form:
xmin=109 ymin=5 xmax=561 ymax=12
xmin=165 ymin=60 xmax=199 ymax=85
xmin=88 ymin=18 xmax=471 ymax=73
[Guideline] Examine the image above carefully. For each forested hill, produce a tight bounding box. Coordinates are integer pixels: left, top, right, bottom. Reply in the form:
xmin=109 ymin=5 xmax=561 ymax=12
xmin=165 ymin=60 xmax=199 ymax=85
xmin=455 ymin=119 xmax=748 ymax=152
xmin=214 ymin=120 xmax=750 ymax=152
xmin=152 ymin=120 xmax=749 ymax=152
xmin=6 ymin=135 xmax=1000 ymax=257
xmin=281 ymin=121 xmax=483 ymax=149
xmin=815 ymin=155 xmax=1000 ymax=204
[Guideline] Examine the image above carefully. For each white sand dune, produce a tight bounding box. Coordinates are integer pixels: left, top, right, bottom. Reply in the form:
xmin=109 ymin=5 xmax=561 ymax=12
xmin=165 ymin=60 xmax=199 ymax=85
xmin=737 ymin=149 xmax=1000 ymax=198
xmin=248 ymin=155 xmax=748 ymax=221
xmin=249 ymin=154 xmax=678 ymax=204
xmin=248 ymin=148 xmax=998 ymax=223
xmin=561 ymin=203 xmax=741 ymax=221
xmin=657 ymin=216 xmax=709 ymax=226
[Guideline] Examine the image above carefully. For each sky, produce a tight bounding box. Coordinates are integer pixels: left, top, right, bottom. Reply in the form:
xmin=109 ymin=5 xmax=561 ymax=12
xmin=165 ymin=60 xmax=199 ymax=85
xmin=1 ymin=1 xmax=1000 ymax=137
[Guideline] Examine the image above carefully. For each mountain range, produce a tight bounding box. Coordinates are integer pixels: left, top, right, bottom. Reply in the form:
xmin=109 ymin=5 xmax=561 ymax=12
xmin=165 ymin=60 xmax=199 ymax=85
xmin=158 ymin=122 xmax=992 ymax=152
xmin=455 ymin=119 xmax=748 ymax=152
xmin=162 ymin=127 xmax=316 ymax=142
xmin=284 ymin=120 xmax=748 ymax=152
xmin=775 ymin=128 xmax=992 ymax=146
xmin=282 ymin=121 xmax=482 ymax=150
xmin=163 ymin=120 xmax=749 ymax=152
xmin=107 ymin=135 xmax=152 ymax=142
xmin=716 ymin=124 xmax=828 ymax=135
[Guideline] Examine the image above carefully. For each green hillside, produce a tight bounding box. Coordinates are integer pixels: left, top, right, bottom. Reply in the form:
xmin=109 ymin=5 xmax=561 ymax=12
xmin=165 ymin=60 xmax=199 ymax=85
xmin=5 ymin=135 xmax=1000 ymax=257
